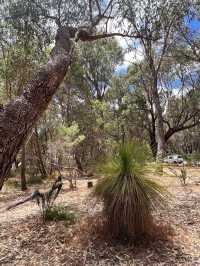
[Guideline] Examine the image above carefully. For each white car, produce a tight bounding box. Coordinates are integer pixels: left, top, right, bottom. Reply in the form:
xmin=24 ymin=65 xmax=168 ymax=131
xmin=163 ymin=154 xmax=187 ymax=165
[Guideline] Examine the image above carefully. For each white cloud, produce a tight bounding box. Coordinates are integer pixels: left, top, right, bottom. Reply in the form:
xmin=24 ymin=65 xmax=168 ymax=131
xmin=105 ymin=18 xmax=144 ymax=73
xmin=115 ymin=36 xmax=129 ymax=49
xmin=114 ymin=44 xmax=144 ymax=75
xmin=123 ymin=46 xmax=144 ymax=66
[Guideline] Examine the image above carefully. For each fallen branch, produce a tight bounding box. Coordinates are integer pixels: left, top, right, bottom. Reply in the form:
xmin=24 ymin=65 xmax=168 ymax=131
xmin=7 ymin=176 xmax=63 ymax=220
xmin=7 ymin=190 xmax=41 ymax=210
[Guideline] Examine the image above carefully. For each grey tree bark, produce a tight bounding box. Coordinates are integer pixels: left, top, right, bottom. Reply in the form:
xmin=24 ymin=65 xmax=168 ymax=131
xmin=151 ymin=80 xmax=166 ymax=160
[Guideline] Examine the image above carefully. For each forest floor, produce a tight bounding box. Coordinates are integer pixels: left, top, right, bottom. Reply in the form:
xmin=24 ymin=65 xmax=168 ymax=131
xmin=0 ymin=167 xmax=200 ymax=266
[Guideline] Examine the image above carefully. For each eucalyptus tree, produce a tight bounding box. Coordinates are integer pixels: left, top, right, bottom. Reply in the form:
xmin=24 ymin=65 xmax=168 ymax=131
xmin=76 ymin=39 xmax=123 ymax=101
xmin=0 ymin=23 xmax=49 ymax=189
xmin=0 ymin=0 xmax=125 ymax=189
xmin=46 ymin=39 xmax=123 ymax=168
xmin=0 ymin=0 xmax=197 ymax=189
xmin=118 ymin=0 xmax=189 ymax=159
xmin=126 ymin=57 xmax=200 ymax=158
xmin=104 ymin=76 xmax=146 ymax=143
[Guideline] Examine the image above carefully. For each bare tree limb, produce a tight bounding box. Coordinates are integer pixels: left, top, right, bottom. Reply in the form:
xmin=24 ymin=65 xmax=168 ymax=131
xmin=7 ymin=176 xmax=63 ymax=212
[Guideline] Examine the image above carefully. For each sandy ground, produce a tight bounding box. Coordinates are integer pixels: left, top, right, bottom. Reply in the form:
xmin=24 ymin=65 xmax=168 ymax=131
xmin=0 ymin=179 xmax=94 ymax=223
xmin=0 ymin=167 xmax=200 ymax=265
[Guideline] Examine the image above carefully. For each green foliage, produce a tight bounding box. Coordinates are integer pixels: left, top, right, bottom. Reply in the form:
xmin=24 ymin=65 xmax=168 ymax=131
xmin=44 ymin=205 xmax=76 ymax=225
xmin=58 ymin=122 xmax=80 ymax=137
xmin=1 ymin=0 xmax=199 ymax=188
xmin=186 ymin=152 xmax=200 ymax=162
xmin=57 ymin=122 xmax=85 ymax=148
xmin=5 ymin=179 xmax=20 ymax=189
xmin=94 ymin=141 xmax=167 ymax=239
xmin=92 ymin=100 xmax=111 ymax=129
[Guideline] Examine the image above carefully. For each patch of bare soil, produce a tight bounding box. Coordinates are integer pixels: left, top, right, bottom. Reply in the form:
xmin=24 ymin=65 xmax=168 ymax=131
xmin=0 ymin=168 xmax=200 ymax=266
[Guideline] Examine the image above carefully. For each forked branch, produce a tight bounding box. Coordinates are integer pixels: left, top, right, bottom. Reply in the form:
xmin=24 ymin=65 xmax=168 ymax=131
xmin=7 ymin=176 xmax=63 ymax=218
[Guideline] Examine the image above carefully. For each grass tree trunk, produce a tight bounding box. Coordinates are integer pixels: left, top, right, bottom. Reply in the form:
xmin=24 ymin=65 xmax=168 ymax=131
xmin=0 ymin=26 xmax=75 ymax=190
xmin=21 ymin=143 xmax=27 ymax=191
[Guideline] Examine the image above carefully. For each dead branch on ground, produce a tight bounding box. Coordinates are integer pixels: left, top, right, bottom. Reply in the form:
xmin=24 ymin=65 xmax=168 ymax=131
xmin=7 ymin=176 xmax=63 ymax=220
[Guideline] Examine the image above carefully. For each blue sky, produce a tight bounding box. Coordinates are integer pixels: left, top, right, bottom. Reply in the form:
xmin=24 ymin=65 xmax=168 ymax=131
xmin=184 ymin=16 xmax=200 ymax=32
xmin=115 ymin=17 xmax=200 ymax=79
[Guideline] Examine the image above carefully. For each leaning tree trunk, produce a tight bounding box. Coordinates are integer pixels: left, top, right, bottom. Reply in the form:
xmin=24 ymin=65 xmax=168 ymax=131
xmin=0 ymin=26 xmax=75 ymax=190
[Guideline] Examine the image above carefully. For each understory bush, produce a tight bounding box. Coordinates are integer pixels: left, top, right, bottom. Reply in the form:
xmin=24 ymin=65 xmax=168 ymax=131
xmin=44 ymin=205 xmax=76 ymax=225
xmin=27 ymin=175 xmax=43 ymax=185
xmin=179 ymin=167 xmax=187 ymax=185
xmin=6 ymin=175 xmax=43 ymax=188
xmin=5 ymin=179 xmax=20 ymax=188
xmin=94 ymin=141 xmax=168 ymax=240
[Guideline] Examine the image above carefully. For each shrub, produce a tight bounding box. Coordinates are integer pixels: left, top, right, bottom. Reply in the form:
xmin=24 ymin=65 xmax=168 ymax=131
xmin=27 ymin=175 xmax=43 ymax=185
xmin=168 ymin=166 xmax=188 ymax=185
xmin=44 ymin=205 xmax=76 ymax=225
xmin=94 ymin=141 xmax=167 ymax=240
xmin=5 ymin=179 xmax=20 ymax=188
xmin=179 ymin=167 xmax=187 ymax=185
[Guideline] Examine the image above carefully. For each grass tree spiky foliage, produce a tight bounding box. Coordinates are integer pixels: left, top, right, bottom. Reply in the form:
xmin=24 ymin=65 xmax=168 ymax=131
xmin=94 ymin=141 xmax=167 ymax=239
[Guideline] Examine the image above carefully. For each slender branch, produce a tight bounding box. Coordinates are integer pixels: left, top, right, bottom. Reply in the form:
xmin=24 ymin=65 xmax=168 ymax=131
xmin=57 ymin=0 xmax=63 ymax=26
xmin=95 ymin=0 xmax=101 ymax=15
xmin=78 ymin=31 xmax=141 ymax=42
xmin=156 ymin=13 xmax=177 ymax=73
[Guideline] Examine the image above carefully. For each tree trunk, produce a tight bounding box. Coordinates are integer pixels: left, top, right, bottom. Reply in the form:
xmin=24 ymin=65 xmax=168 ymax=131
xmin=21 ymin=143 xmax=27 ymax=191
xmin=149 ymin=131 xmax=157 ymax=159
xmin=74 ymin=153 xmax=83 ymax=171
xmin=14 ymin=158 xmax=19 ymax=169
xmin=147 ymin=112 xmax=157 ymax=159
xmin=0 ymin=26 xmax=75 ymax=190
xmin=34 ymin=126 xmax=48 ymax=178
xmin=151 ymin=78 xmax=166 ymax=160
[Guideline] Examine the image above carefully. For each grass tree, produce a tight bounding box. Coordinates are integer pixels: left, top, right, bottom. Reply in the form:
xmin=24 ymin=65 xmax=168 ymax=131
xmin=94 ymin=141 xmax=167 ymax=239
